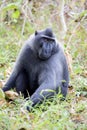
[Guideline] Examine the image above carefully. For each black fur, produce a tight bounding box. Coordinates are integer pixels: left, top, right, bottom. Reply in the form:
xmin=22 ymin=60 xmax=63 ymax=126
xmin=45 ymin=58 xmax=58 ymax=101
xmin=2 ymin=28 xmax=69 ymax=110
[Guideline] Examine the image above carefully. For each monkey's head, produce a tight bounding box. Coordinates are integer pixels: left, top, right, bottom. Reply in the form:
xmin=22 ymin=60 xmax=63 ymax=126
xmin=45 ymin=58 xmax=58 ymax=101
xmin=33 ymin=28 xmax=58 ymax=60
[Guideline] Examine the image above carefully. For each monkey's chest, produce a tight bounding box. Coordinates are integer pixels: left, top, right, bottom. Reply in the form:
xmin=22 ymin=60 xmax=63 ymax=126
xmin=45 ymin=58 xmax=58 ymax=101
xmin=28 ymin=68 xmax=38 ymax=93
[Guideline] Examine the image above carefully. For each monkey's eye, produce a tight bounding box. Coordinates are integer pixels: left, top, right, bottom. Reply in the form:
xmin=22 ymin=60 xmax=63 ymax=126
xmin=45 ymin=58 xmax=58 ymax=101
xmin=44 ymin=38 xmax=48 ymax=42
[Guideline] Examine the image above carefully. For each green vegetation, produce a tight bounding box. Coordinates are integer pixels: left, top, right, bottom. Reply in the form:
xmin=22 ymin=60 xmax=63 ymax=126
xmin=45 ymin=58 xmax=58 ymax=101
xmin=0 ymin=0 xmax=87 ymax=130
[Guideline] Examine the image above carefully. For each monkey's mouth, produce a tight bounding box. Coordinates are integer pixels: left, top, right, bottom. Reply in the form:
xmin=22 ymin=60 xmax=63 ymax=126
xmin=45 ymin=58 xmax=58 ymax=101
xmin=38 ymin=54 xmax=51 ymax=60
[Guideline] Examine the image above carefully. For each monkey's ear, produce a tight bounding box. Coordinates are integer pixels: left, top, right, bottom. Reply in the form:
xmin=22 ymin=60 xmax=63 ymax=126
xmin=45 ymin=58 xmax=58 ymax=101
xmin=35 ymin=30 xmax=38 ymax=35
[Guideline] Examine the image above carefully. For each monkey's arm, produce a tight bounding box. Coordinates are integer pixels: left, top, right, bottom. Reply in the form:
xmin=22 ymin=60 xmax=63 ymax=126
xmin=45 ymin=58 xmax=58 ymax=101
xmin=2 ymin=49 xmax=25 ymax=92
xmin=27 ymin=70 xmax=58 ymax=111
xmin=3 ymin=67 xmax=21 ymax=92
xmin=61 ymin=58 xmax=69 ymax=97
xmin=58 ymin=49 xmax=69 ymax=97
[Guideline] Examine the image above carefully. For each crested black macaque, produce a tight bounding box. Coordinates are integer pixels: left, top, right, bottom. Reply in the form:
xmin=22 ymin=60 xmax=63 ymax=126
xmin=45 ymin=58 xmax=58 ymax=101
xmin=2 ymin=28 xmax=69 ymax=111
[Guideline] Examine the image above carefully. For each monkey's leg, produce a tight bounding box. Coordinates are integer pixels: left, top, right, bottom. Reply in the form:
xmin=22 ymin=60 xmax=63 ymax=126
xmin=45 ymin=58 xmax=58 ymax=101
xmin=16 ymin=71 xmax=29 ymax=98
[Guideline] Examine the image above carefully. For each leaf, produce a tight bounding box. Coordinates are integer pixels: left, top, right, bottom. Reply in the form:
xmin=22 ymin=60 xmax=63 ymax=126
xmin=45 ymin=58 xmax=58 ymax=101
xmin=40 ymin=89 xmax=55 ymax=97
xmin=12 ymin=10 xmax=20 ymax=19
xmin=0 ymin=88 xmax=5 ymax=99
xmin=74 ymin=66 xmax=82 ymax=74
xmin=0 ymin=99 xmax=6 ymax=106
xmin=3 ymin=3 xmax=19 ymax=11
xmin=0 ymin=80 xmax=3 ymax=88
xmin=5 ymin=91 xmax=19 ymax=100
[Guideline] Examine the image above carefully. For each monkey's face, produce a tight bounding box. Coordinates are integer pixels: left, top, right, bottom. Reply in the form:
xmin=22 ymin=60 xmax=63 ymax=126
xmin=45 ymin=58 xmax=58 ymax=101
xmin=38 ymin=37 xmax=56 ymax=60
xmin=34 ymin=36 xmax=58 ymax=60
xmin=34 ymin=28 xmax=58 ymax=60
